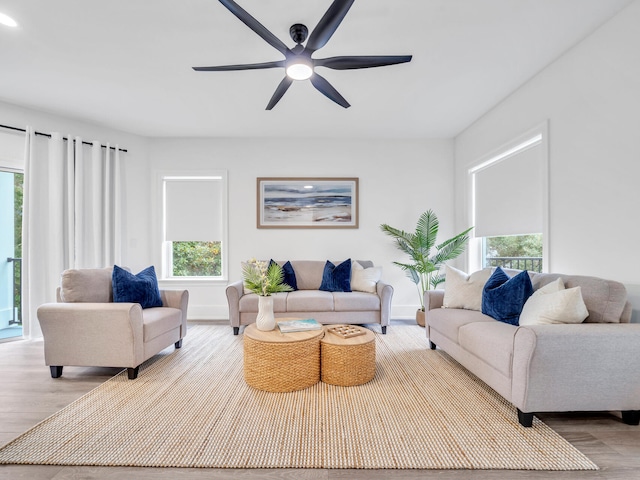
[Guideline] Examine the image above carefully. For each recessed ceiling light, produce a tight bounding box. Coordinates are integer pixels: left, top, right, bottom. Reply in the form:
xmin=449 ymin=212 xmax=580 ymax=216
xmin=0 ymin=12 xmax=18 ymax=28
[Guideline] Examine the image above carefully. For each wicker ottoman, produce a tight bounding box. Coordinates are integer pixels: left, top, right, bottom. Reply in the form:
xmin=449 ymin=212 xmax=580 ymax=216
xmin=243 ymin=322 xmax=324 ymax=392
xmin=320 ymin=325 xmax=376 ymax=386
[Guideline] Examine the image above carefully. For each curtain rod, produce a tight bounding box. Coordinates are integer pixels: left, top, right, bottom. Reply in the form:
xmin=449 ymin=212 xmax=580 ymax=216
xmin=0 ymin=124 xmax=128 ymax=153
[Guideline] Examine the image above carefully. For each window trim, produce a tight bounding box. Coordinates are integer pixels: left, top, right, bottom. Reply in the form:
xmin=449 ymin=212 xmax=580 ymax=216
xmin=155 ymin=169 xmax=228 ymax=283
xmin=466 ymin=121 xmax=549 ymax=273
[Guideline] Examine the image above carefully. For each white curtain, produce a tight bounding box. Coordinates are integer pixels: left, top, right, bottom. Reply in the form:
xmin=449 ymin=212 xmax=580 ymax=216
xmin=22 ymin=128 xmax=122 ymax=337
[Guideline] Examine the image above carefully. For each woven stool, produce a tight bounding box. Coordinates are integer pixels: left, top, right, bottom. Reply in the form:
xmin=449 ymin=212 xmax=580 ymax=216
xmin=321 ymin=325 xmax=376 ymax=386
xmin=243 ymin=322 xmax=323 ymax=392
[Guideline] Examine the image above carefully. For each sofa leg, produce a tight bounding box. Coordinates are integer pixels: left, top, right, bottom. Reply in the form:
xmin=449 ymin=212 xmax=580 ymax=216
xmin=50 ymin=366 xmax=63 ymax=378
xmin=175 ymin=339 xmax=182 ymax=348
xmin=429 ymin=340 xmax=436 ymax=350
xmin=127 ymin=367 xmax=140 ymax=380
xmin=381 ymin=326 xmax=387 ymax=335
xmin=622 ymin=410 xmax=640 ymax=425
xmin=233 ymin=327 xmax=239 ymax=335
xmin=517 ymin=409 xmax=534 ymax=427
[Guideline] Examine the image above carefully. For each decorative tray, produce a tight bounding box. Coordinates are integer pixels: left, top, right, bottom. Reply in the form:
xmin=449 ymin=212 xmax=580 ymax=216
xmin=327 ymin=325 xmax=366 ymax=338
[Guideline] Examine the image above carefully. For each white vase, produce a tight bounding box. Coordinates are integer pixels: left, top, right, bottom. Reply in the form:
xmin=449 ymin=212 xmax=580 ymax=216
xmin=256 ymin=295 xmax=276 ymax=331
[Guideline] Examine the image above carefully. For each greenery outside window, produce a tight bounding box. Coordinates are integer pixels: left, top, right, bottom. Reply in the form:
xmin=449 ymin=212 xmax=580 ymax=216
xmin=483 ymin=234 xmax=543 ymax=272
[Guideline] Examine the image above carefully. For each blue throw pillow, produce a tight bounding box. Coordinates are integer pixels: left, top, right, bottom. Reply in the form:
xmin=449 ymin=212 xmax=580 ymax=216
xmin=268 ymin=259 xmax=298 ymax=291
xmin=481 ymin=267 xmax=533 ymax=325
xmin=319 ymin=259 xmax=352 ymax=292
xmin=112 ymin=265 xmax=163 ymax=309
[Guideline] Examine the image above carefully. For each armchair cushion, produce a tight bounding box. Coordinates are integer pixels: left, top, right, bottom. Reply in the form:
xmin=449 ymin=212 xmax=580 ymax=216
xmin=60 ymin=267 xmax=114 ymax=303
xmin=112 ymin=265 xmax=163 ymax=309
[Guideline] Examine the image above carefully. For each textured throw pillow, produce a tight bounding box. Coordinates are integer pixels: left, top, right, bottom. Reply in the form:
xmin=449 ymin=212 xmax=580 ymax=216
xmin=351 ymin=261 xmax=382 ymax=294
xmin=519 ymin=278 xmax=589 ymax=325
xmin=319 ymin=259 xmax=352 ymax=292
xmin=112 ymin=265 xmax=163 ymax=309
xmin=481 ymin=267 xmax=533 ymax=325
xmin=269 ymin=260 xmax=298 ymax=291
xmin=442 ymin=265 xmax=491 ymax=311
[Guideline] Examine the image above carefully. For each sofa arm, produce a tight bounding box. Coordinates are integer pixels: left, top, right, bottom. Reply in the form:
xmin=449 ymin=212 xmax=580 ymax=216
xmin=37 ymin=302 xmax=145 ymax=368
xmin=160 ymin=289 xmax=189 ymax=338
xmin=226 ymin=280 xmax=244 ymax=330
xmin=376 ymin=281 xmax=394 ymax=327
xmin=424 ymin=290 xmax=445 ymax=311
xmin=512 ymin=323 xmax=640 ymax=413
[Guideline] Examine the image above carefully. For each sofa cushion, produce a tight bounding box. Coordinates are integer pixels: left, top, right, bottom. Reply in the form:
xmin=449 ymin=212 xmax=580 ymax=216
xmin=427 ymin=308 xmax=494 ymax=345
xmin=142 ymin=307 xmax=182 ymax=342
xmin=482 ymin=267 xmax=533 ymax=326
xmin=458 ymin=321 xmax=516 ymax=377
xmin=239 ymin=292 xmax=288 ymax=313
xmin=112 ymin=265 xmax=163 ymax=309
xmin=289 ymin=261 xmax=326 ymax=290
xmin=351 ymin=261 xmax=382 ymax=294
xmin=287 ymin=290 xmax=334 ymax=312
xmin=443 ymin=265 xmax=491 ymax=311
xmin=519 ymin=278 xmax=589 ymax=325
xmin=270 ymin=260 xmax=298 ymax=291
xmin=333 ymin=292 xmax=380 ymax=311
xmin=319 ymin=259 xmax=352 ymax=292
xmin=531 ymin=273 xmax=627 ymax=323
xmin=60 ymin=267 xmax=114 ymax=303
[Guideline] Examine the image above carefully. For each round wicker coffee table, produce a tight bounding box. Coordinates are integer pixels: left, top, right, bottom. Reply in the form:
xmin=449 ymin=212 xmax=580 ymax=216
xmin=243 ymin=322 xmax=324 ymax=392
xmin=320 ymin=325 xmax=376 ymax=386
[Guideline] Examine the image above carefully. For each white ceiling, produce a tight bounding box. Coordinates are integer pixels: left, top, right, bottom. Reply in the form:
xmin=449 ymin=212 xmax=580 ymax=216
xmin=0 ymin=0 xmax=633 ymax=139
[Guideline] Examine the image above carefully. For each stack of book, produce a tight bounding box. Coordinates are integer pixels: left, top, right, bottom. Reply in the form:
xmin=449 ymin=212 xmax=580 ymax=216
xmin=277 ymin=319 xmax=322 ymax=333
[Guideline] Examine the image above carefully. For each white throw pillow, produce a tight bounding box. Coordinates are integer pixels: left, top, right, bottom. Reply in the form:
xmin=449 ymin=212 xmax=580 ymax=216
xmin=519 ymin=278 xmax=589 ymax=325
xmin=442 ymin=265 xmax=491 ymax=311
xmin=351 ymin=261 xmax=382 ymax=294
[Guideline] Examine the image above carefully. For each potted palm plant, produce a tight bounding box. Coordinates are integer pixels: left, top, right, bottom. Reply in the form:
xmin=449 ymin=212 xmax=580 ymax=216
xmin=380 ymin=209 xmax=473 ymax=326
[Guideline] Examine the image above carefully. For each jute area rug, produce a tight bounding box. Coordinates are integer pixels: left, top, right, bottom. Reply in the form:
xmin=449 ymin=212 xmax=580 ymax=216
xmin=0 ymin=324 xmax=596 ymax=470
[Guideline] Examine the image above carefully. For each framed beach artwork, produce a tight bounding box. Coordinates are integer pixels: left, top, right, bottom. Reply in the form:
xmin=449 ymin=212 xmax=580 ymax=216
xmin=257 ymin=177 xmax=359 ymax=229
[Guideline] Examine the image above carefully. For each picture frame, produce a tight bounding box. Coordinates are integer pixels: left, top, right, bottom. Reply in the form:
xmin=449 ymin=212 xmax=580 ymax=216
xmin=257 ymin=177 xmax=359 ymax=229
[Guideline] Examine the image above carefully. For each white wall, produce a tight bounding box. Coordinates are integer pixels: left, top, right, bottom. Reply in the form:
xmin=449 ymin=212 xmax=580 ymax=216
xmin=454 ymin=0 xmax=640 ymax=320
xmin=146 ymin=137 xmax=455 ymax=320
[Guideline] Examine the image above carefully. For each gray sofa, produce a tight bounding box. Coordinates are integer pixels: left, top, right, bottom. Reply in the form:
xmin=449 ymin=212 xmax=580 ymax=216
xmin=226 ymin=260 xmax=393 ymax=335
xmin=37 ymin=267 xmax=188 ymax=379
xmin=425 ymin=270 xmax=640 ymax=427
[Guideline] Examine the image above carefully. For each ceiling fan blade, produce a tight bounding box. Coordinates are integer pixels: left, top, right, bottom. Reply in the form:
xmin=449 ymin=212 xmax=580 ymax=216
xmin=218 ymin=0 xmax=291 ymax=56
xmin=193 ymin=60 xmax=285 ymax=72
xmin=306 ymin=0 xmax=355 ymax=53
xmin=310 ymin=73 xmax=350 ymax=108
xmin=266 ymin=77 xmax=294 ymax=110
xmin=315 ymin=55 xmax=412 ymax=70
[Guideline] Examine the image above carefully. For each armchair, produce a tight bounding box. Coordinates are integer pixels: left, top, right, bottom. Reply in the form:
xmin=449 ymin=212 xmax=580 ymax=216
xmin=37 ymin=267 xmax=188 ymax=379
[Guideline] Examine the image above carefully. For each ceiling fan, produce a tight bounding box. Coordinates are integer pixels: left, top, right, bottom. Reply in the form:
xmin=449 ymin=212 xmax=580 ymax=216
xmin=193 ymin=0 xmax=412 ymax=110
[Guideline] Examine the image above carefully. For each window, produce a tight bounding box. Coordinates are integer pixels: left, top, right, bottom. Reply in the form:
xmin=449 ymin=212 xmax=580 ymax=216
xmin=1 ymin=128 xmax=25 ymax=340
xmin=483 ymin=234 xmax=543 ymax=272
xmin=160 ymin=172 xmax=227 ymax=280
xmin=0 ymin=169 xmax=23 ymax=340
xmin=468 ymin=123 xmax=548 ymax=272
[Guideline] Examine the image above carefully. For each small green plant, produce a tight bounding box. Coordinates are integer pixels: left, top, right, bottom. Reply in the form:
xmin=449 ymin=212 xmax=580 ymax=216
xmin=242 ymin=259 xmax=293 ymax=296
xmin=380 ymin=209 xmax=473 ymax=310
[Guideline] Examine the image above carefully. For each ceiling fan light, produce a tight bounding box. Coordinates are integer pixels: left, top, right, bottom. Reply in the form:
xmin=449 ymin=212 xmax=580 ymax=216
xmin=286 ymin=63 xmax=313 ymax=81
xmin=0 ymin=12 xmax=18 ymax=27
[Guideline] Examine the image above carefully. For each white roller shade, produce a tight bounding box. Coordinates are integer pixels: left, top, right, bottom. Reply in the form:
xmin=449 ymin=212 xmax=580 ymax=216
xmin=164 ymin=177 xmax=222 ymax=242
xmin=474 ymin=142 xmax=543 ymax=238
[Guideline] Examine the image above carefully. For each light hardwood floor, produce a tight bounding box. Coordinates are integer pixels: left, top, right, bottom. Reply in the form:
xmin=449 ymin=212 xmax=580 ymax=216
xmin=1 ymin=321 xmax=639 ymax=480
